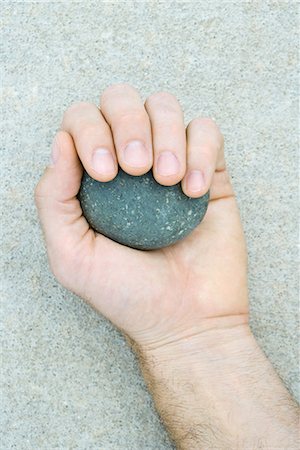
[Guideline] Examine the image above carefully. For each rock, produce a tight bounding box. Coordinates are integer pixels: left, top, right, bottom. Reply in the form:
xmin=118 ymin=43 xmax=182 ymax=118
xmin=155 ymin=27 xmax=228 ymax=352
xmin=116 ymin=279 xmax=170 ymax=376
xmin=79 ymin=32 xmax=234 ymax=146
xmin=78 ymin=169 xmax=209 ymax=250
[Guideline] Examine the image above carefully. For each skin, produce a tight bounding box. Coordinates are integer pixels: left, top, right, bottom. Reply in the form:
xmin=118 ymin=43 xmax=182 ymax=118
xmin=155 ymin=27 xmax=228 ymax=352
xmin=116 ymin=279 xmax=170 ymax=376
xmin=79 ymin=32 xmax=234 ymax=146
xmin=35 ymin=83 xmax=299 ymax=449
xmin=35 ymin=83 xmax=246 ymax=345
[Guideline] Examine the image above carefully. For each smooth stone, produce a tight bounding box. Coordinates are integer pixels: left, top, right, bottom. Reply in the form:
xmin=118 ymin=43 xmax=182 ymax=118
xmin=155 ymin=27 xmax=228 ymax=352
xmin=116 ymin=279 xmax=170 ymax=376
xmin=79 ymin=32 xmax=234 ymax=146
xmin=78 ymin=169 xmax=209 ymax=250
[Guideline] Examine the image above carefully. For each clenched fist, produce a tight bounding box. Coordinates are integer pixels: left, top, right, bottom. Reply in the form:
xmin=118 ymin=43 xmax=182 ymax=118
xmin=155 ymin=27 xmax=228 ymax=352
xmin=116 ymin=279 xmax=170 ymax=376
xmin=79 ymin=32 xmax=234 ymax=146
xmin=35 ymin=83 xmax=248 ymax=350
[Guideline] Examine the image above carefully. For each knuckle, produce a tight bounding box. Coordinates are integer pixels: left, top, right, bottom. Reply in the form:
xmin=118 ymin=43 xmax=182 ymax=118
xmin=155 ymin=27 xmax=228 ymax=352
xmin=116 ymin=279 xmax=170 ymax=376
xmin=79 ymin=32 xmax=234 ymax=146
xmin=196 ymin=144 xmax=214 ymax=160
xmin=203 ymin=117 xmax=218 ymax=127
xmin=147 ymin=91 xmax=176 ymax=104
xmin=146 ymin=91 xmax=181 ymax=114
xmin=189 ymin=117 xmax=216 ymax=129
xmin=117 ymin=110 xmax=148 ymax=126
xmin=64 ymin=101 xmax=91 ymax=117
xmin=101 ymin=82 xmax=137 ymax=102
xmin=80 ymin=123 xmax=102 ymax=140
xmin=189 ymin=117 xmax=224 ymax=146
xmin=62 ymin=101 xmax=92 ymax=126
xmin=155 ymin=120 xmax=181 ymax=136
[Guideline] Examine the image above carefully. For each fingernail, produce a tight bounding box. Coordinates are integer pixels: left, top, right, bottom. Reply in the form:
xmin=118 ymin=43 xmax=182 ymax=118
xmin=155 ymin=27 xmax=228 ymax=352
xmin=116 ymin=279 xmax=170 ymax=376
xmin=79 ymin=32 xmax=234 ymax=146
xmin=186 ymin=170 xmax=205 ymax=192
xmin=92 ymin=148 xmax=116 ymax=174
xmin=123 ymin=140 xmax=149 ymax=167
xmin=50 ymin=136 xmax=60 ymax=165
xmin=157 ymin=151 xmax=180 ymax=176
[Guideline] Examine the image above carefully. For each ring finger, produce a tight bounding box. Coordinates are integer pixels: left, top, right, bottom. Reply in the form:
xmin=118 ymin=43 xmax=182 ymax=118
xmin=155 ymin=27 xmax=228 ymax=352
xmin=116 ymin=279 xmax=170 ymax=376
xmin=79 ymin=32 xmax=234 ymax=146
xmin=145 ymin=91 xmax=186 ymax=186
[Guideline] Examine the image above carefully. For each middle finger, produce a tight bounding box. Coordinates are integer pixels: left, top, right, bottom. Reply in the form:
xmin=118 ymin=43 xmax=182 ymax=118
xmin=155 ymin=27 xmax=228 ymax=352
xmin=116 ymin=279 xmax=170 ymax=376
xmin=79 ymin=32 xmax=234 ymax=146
xmin=145 ymin=91 xmax=186 ymax=186
xmin=100 ymin=83 xmax=153 ymax=176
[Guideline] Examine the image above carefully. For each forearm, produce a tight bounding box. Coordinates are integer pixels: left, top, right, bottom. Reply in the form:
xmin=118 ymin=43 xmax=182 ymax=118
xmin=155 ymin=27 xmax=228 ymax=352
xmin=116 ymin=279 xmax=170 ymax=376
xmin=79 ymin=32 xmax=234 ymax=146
xmin=136 ymin=321 xmax=299 ymax=450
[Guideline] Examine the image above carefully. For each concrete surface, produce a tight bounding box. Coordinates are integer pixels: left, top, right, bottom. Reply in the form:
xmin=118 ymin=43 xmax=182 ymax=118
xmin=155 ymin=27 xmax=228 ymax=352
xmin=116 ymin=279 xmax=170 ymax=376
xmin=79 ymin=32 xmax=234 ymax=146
xmin=1 ymin=2 xmax=299 ymax=449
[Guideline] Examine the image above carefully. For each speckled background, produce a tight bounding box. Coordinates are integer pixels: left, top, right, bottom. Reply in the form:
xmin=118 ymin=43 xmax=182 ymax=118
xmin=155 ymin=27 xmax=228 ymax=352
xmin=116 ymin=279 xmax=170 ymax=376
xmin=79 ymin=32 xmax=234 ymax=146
xmin=1 ymin=2 xmax=299 ymax=449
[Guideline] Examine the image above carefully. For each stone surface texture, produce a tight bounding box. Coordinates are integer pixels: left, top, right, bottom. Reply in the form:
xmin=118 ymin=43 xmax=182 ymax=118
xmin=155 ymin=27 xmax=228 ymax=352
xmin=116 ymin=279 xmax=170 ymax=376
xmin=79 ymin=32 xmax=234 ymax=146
xmin=79 ymin=170 xmax=209 ymax=250
xmin=1 ymin=2 xmax=299 ymax=449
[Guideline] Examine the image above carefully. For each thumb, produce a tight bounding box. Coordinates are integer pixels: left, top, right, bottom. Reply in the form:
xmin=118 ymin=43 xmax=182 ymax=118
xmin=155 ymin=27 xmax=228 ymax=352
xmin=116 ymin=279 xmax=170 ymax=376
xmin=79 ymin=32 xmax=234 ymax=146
xmin=35 ymin=130 xmax=82 ymax=203
xmin=35 ymin=131 xmax=94 ymax=289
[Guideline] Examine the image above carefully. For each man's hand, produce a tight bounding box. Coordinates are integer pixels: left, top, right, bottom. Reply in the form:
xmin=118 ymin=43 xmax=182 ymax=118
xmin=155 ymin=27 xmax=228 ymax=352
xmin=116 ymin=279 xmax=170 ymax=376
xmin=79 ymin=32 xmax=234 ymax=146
xmin=35 ymin=83 xmax=248 ymax=348
xmin=35 ymin=84 xmax=299 ymax=449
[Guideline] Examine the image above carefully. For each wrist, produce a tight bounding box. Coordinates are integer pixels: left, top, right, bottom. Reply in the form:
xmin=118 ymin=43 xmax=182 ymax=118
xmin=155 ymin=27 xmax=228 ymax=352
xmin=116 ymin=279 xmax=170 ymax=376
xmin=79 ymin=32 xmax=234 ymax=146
xmin=135 ymin=314 xmax=251 ymax=366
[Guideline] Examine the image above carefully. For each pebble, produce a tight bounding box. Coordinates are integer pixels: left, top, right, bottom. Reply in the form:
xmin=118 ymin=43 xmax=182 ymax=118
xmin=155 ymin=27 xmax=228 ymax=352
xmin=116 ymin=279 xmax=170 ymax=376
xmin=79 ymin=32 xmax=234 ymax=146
xmin=78 ymin=169 xmax=209 ymax=250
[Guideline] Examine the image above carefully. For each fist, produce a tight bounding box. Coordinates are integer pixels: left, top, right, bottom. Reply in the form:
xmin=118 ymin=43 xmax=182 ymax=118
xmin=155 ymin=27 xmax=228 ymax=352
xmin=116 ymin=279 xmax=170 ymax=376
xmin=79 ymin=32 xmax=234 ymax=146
xmin=61 ymin=83 xmax=224 ymax=197
xmin=35 ymin=83 xmax=248 ymax=349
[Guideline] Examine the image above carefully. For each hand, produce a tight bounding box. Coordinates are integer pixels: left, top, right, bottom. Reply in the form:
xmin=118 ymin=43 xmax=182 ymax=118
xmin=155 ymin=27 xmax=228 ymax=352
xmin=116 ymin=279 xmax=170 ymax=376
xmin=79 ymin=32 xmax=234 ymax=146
xmin=35 ymin=83 xmax=249 ymax=349
xmin=36 ymin=85 xmax=299 ymax=449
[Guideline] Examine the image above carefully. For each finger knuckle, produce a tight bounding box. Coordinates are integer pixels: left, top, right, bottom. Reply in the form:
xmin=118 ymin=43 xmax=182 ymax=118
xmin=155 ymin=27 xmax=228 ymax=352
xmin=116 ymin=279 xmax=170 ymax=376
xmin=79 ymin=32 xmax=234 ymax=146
xmin=191 ymin=116 xmax=214 ymax=128
xmin=197 ymin=144 xmax=214 ymax=161
xmin=146 ymin=91 xmax=180 ymax=112
xmin=117 ymin=110 xmax=148 ymax=127
xmin=190 ymin=117 xmax=224 ymax=146
xmin=101 ymin=82 xmax=137 ymax=103
xmin=147 ymin=90 xmax=176 ymax=103
xmin=80 ymin=123 xmax=102 ymax=141
xmin=65 ymin=101 xmax=91 ymax=116
xmin=62 ymin=101 xmax=92 ymax=125
xmin=155 ymin=120 xmax=181 ymax=136
xmin=189 ymin=117 xmax=209 ymax=128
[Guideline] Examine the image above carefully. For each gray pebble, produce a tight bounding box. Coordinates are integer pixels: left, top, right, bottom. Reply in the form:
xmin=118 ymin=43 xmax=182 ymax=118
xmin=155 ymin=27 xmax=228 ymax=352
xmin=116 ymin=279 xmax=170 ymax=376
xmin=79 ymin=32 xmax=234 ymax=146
xmin=78 ymin=169 xmax=209 ymax=250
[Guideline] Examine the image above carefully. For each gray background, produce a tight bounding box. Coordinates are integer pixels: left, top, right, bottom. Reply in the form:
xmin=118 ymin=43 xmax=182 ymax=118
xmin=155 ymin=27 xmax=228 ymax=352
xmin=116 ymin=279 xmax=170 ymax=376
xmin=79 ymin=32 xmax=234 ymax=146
xmin=1 ymin=1 xmax=299 ymax=449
